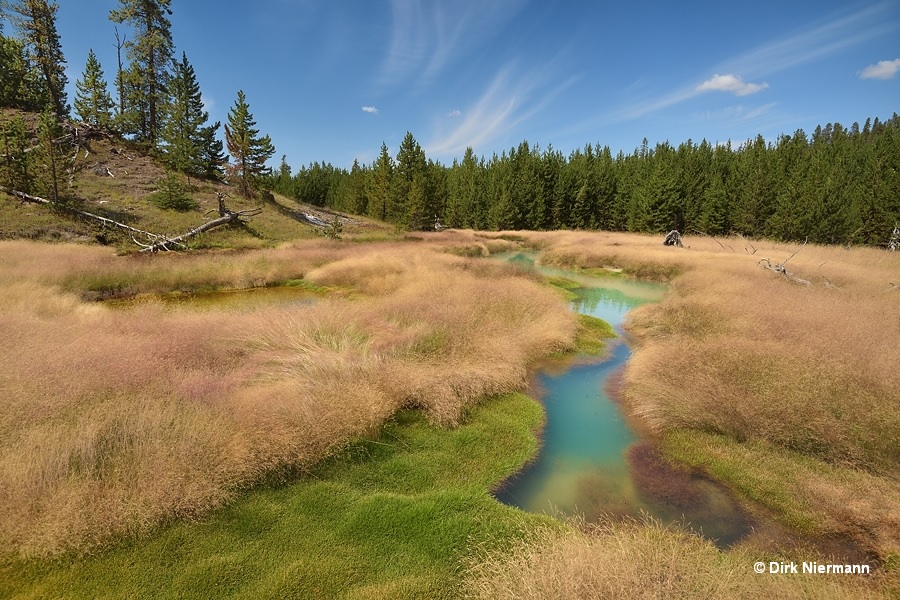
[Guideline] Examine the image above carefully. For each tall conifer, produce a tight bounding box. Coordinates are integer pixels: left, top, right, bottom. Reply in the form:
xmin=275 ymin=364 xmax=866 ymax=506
xmin=224 ymin=90 xmax=275 ymax=198
xmin=10 ymin=0 xmax=67 ymax=116
xmin=366 ymin=142 xmax=393 ymax=221
xmin=74 ymin=50 xmax=114 ymax=128
xmin=109 ymin=0 xmax=173 ymax=144
xmin=160 ymin=52 xmax=222 ymax=179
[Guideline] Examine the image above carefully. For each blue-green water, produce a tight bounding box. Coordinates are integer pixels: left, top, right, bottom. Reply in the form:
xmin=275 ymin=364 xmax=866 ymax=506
xmin=496 ymin=253 xmax=753 ymax=546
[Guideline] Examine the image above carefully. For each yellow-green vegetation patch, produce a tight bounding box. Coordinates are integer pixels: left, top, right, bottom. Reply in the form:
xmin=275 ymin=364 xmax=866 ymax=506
xmin=572 ymin=314 xmax=617 ymax=355
xmin=582 ymin=266 xmax=626 ymax=278
xmin=545 ymin=313 xmax=616 ymax=360
xmin=0 ymin=393 xmax=555 ymax=599
xmin=278 ymin=278 xmax=328 ymax=293
xmin=543 ymin=275 xmax=581 ymax=301
xmin=661 ymin=429 xmax=837 ymax=534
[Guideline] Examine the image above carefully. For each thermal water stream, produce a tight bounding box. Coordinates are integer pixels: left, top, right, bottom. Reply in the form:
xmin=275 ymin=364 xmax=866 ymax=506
xmin=496 ymin=253 xmax=753 ymax=547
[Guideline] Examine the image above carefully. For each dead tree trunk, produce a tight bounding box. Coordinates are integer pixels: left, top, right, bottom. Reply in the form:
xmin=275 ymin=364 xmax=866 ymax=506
xmin=1 ymin=185 xmax=186 ymax=249
xmin=663 ymin=230 xmax=683 ymax=247
xmin=758 ymin=240 xmax=811 ymax=286
xmin=137 ymin=197 xmax=262 ymax=252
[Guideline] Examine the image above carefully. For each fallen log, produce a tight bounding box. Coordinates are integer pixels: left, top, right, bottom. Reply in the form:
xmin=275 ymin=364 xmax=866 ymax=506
xmin=2 ymin=186 xmax=263 ymax=252
xmin=758 ymin=240 xmax=811 ymax=286
xmin=137 ymin=195 xmax=262 ymax=252
xmin=0 ymin=185 xmax=185 ymax=249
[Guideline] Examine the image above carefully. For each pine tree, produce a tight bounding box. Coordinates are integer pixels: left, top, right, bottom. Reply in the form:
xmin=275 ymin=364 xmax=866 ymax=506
xmin=10 ymin=0 xmax=67 ymax=117
xmin=392 ymin=132 xmax=428 ymax=228
xmin=160 ymin=52 xmax=222 ymax=179
xmin=224 ymin=90 xmax=275 ymax=198
xmin=347 ymin=159 xmax=368 ymax=216
xmin=0 ymin=115 xmax=33 ymax=193
xmin=109 ymin=0 xmax=174 ymax=144
xmin=273 ymin=154 xmax=292 ymax=196
xmin=74 ymin=50 xmax=114 ymax=128
xmin=0 ymin=34 xmax=37 ymax=109
xmin=151 ymin=170 xmax=195 ymax=210
xmin=366 ymin=142 xmax=393 ymax=221
xmin=35 ymin=109 xmax=65 ymax=202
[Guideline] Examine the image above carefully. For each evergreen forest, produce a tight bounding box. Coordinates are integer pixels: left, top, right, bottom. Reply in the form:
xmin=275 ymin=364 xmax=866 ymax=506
xmin=274 ymin=123 xmax=900 ymax=247
xmin=1 ymin=0 xmax=898 ymax=247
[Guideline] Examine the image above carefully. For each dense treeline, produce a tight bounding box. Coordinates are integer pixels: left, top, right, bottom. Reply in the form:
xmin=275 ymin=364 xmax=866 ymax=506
xmin=275 ymin=117 xmax=900 ymax=247
xmin=1 ymin=0 xmax=273 ymax=201
xmin=1 ymin=2 xmax=897 ymax=245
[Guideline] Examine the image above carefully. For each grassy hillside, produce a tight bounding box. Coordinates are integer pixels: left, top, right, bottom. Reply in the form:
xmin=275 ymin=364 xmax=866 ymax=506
xmin=0 ymin=112 xmax=384 ymax=250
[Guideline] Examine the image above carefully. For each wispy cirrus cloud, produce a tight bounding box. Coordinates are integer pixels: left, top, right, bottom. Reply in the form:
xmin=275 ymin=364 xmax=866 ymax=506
xmin=696 ymin=74 xmax=769 ymax=96
xmin=614 ymin=2 xmax=897 ymax=122
xmin=424 ymin=64 xmax=577 ymax=159
xmin=379 ymin=0 xmax=527 ymax=87
xmin=692 ymin=103 xmax=778 ymax=122
xmin=722 ymin=2 xmax=897 ymax=80
xmin=860 ymin=58 xmax=900 ymax=79
xmin=447 ymin=109 xmax=462 ymax=118
xmin=361 ymin=106 xmax=379 ymax=114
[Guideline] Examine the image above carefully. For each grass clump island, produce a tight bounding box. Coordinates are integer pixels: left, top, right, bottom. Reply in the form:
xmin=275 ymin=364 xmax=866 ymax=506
xmin=0 ymin=223 xmax=898 ymax=598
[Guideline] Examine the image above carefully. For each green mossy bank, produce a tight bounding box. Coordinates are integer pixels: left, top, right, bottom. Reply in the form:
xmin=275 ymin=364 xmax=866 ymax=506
xmin=0 ymin=393 xmax=557 ymax=599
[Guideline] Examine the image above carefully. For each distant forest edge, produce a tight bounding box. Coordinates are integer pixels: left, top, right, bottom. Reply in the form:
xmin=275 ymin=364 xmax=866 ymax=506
xmin=0 ymin=1 xmax=897 ymax=247
xmin=273 ymin=117 xmax=900 ymax=247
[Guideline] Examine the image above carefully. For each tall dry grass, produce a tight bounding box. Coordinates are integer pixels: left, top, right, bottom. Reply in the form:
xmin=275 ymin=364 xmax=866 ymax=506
xmin=519 ymin=230 xmax=900 ymax=558
xmin=0 ymin=238 xmax=575 ymax=556
xmin=523 ymin=231 xmax=900 ymax=469
xmin=465 ymin=517 xmax=891 ymax=599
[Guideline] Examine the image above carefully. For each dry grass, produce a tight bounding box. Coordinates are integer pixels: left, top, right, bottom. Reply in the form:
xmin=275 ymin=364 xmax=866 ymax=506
xmin=0 ymin=236 xmax=575 ymax=557
xmin=465 ymin=517 xmax=892 ymax=599
xmin=515 ymin=230 xmax=900 ymax=560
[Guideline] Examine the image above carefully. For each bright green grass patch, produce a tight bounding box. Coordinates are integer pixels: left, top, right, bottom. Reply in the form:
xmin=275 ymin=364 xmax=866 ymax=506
xmin=572 ymin=313 xmax=617 ymax=355
xmin=0 ymin=393 xmax=554 ymax=599
xmin=548 ymin=313 xmax=617 ymax=360
xmin=543 ymin=276 xmax=580 ymax=302
xmin=661 ymin=428 xmax=833 ymax=534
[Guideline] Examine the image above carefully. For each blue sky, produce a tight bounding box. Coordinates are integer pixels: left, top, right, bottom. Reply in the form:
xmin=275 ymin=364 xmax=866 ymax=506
xmin=48 ymin=0 xmax=900 ymax=169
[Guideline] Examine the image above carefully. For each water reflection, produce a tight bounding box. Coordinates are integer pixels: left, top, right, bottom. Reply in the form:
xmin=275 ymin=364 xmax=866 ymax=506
xmin=495 ymin=256 xmax=753 ymax=547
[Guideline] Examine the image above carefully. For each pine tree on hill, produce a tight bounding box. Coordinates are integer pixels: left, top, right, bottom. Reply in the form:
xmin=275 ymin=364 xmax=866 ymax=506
xmin=197 ymin=121 xmax=226 ymax=180
xmin=224 ymin=90 xmax=275 ymax=198
xmin=0 ymin=32 xmax=38 ymax=109
xmin=0 ymin=115 xmax=33 ymax=193
xmin=160 ymin=52 xmax=223 ymax=180
xmin=74 ymin=50 xmax=114 ymax=128
xmin=109 ymin=0 xmax=174 ymax=145
xmin=9 ymin=0 xmax=67 ymax=117
xmin=36 ymin=108 xmax=65 ymax=203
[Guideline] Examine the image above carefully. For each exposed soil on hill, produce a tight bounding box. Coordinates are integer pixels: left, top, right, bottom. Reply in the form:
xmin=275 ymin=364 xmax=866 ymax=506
xmin=0 ymin=111 xmax=380 ymax=250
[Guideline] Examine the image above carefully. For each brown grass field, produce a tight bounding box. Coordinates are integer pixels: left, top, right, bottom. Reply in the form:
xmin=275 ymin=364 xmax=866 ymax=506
xmin=1 ymin=229 xmax=898 ymax=598
xmin=465 ymin=516 xmax=889 ymax=599
xmin=0 ymin=234 xmax=574 ymax=557
xmin=465 ymin=230 xmax=899 ymax=597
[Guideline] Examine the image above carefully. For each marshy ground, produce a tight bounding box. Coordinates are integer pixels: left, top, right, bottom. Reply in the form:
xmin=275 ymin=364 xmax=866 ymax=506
xmin=0 ymin=230 xmax=897 ymax=598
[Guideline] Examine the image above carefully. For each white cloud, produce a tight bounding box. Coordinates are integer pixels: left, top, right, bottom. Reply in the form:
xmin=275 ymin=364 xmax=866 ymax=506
xmin=609 ymin=3 xmax=895 ymax=123
xmin=361 ymin=106 xmax=379 ymax=114
xmin=723 ymin=3 xmax=896 ymax=79
xmin=424 ymin=64 xmax=576 ymax=159
xmin=697 ymin=74 xmax=769 ymax=96
xmin=860 ymin=58 xmax=900 ymax=79
xmin=447 ymin=109 xmax=462 ymax=118
xmin=379 ymin=0 xmax=528 ymax=87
